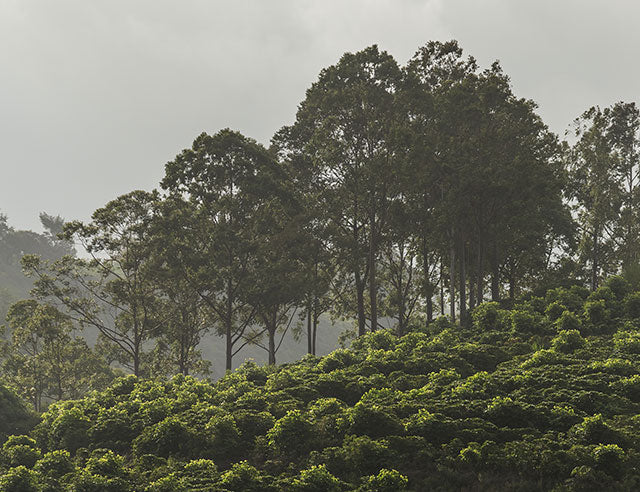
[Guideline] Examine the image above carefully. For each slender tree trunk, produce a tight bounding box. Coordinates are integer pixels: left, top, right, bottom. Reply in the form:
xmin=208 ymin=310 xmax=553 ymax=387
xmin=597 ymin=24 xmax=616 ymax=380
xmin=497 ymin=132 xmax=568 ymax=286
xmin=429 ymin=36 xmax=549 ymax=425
xmin=369 ymin=209 xmax=378 ymax=332
xmin=449 ymin=239 xmax=456 ymax=323
xmin=226 ymin=279 xmax=233 ymax=371
xmin=459 ymin=238 xmax=466 ymax=324
xmin=440 ymin=258 xmax=445 ymax=316
xmin=469 ymin=260 xmax=476 ymax=311
xmin=312 ymin=312 xmax=319 ymax=356
xmin=355 ymin=273 xmax=366 ymax=336
xmin=268 ymin=311 xmax=277 ymax=365
xmin=476 ymin=238 xmax=484 ymax=306
xmin=491 ymin=242 xmax=500 ymax=301
xmin=307 ymin=307 xmax=312 ymax=354
xmin=422 ymin=240 xmax=434 ymax=324
xmin=592 ymin=227 xmax=599 ymax=291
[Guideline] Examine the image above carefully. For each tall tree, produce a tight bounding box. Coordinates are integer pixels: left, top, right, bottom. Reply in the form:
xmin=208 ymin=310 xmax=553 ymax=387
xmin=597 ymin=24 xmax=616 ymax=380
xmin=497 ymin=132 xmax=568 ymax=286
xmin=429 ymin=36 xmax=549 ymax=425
xmin=278 ymin=45 xmax=404 ymax=335
xmin=23 ymin=191 xmax=164 ymax=376
xmin=161 ymin=130 xmax=282 ymax=370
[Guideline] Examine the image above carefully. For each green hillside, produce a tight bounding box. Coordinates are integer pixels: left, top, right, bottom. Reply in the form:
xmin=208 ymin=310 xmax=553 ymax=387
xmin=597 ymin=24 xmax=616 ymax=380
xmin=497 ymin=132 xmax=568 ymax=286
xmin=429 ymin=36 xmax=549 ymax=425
xmin=2 ymin=277 xmax=640 ymax=491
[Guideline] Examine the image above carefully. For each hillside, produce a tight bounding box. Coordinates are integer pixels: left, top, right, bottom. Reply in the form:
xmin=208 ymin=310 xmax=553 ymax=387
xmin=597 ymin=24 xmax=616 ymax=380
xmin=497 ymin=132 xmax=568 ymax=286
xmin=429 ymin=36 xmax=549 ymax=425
xmin=2 ymin=277 xmax=640 ymax=490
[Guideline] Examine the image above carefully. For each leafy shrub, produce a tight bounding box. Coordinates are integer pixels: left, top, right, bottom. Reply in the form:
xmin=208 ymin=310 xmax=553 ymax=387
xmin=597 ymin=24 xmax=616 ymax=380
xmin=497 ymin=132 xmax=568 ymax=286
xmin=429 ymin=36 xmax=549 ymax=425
xmin=473 ymin=302 xmax=503 ymax=330
xmin=552 ymin=329 xmax=585 ymax=353
xmin=554 ymin=311 xmax=582 ymax=333
xmin=0 ymin=466 xmax=39 ymax=492
xmin=348 ymin=402 xmax=403 ymax=439
xmin=49 ymin=406 xmax=91 ymax=453
xmin=2 ymin=435 xmax=40 ymax=468
xmin=33 ymin=450 xmax=74 ymax=479
xmin=358 ymin=468 xmax=409 ymax=491
xmin=583 ymin=299 xmax=610 ymax=327
xmin=510 ymin=309 xmax=541 ymax=334
xmin=289 ymin=464 xmax=343 ymax=492
xmin=133 ymin=416 xmax=204 ymax=459
xmin=218 ymin=461 xmax=271 ymax=492
xmin=624 ymin=292 xmax=640 ymax=319
xmin=267 ymin=410 xmax=314 ymax=457
xmin=605 ymin=276 xmax=631 ymax=300
xmin=613 ymin=328 xmax=640 ymax=354
xmin=545 ymin=301 xmax=567 ymax=321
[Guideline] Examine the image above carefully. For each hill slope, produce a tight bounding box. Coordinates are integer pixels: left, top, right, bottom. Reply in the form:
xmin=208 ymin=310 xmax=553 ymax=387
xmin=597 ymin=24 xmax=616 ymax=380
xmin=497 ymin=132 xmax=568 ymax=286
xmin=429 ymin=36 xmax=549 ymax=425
xmin=2 ymin=278 xmax=640 ymax=490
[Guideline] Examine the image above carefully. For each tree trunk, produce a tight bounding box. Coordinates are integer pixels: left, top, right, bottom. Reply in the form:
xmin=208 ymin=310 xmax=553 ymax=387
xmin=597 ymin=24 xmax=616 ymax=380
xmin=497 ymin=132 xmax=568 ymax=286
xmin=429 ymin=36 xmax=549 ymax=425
xmin=591 ymin=227 xmax=599 ymax=291
xmin=476 ymin=239 xmax=484 ymax=306
xmin=449 ymin=239 xmax=456 ymax=323
xmin=355 ymin=273 xmax=366 ymax=336
xmin=226 ymin=279 xmax=233 ymax=371
xmin=459 ymin=239 xmax=466 ymax=324
xmin=369 ymin=210 xmax=378 ymax=332
xmin=490 ymin=242 xmax=500 ymax=301
xmin=440 ymin=258 xmax=445 ymax=316
xmin=307 ymin=308 xmax=312 ymax=354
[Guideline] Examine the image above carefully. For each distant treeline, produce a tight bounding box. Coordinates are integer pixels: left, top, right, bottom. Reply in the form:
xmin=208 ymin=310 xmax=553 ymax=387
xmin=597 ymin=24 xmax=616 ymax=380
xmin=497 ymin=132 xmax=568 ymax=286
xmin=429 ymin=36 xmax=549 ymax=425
xmin=3 ymin=40 xmax=640 ymax=408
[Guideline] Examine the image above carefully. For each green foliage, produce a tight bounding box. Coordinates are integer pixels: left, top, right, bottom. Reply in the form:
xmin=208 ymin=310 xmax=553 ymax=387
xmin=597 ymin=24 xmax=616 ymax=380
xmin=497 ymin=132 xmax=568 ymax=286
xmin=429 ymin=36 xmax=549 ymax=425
xmin=552 ymin=329 xmax=585 ymax=353
xmin=3 ymin=277 xmax=640 ymax=490
xmin=358 ymin=468 xmax=409 ymax=492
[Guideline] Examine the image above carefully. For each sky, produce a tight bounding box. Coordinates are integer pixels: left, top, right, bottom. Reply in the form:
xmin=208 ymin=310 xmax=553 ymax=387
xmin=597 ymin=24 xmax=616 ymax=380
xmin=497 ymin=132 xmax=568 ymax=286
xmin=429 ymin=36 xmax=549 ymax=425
xmin=1 ymin=0 xmax=639 ymax=232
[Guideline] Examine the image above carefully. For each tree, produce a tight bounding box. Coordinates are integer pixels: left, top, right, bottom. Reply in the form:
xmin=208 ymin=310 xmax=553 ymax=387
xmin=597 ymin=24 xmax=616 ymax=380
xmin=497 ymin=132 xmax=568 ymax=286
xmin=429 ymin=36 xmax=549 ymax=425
xmin=278 ymin=45 xmax=404 ymax=336
xmin=23 ymin=191 xmax=165 ymax=376
xmin=161 ymin=130 xmax=281 ymax=371
xmin=1 ymin=300 xmax=112 ymax=411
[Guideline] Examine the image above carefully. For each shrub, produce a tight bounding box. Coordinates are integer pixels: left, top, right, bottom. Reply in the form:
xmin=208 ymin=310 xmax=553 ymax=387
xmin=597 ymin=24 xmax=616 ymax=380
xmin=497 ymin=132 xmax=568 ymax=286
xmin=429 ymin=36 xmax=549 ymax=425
xmin=510 ymin=310 xmax=541 ymax=334
xmin=583 ymin=299 xmax=610 ymax=327
xmin=624 ymin=292 xmax=640 ymax=319
xmin=289 ymin=464 xmax=343 ymax=492
xmin=267 ymin=410 xmax=314 ymax=457
xmin=133 ymin=416 xmax=204 ymax=459
xmin=49 ymin=406 xmax=91 ymax=453
xmin=613 ymin=329 xmax=640 ymax=354
xmin=0 ymin=466 xmax=39 ymax=492
xmin=33 ymin=450 xmax=74 ymax=479
xmin=552 ymin=329 xmax=585 ymax=353
xmin=218 ymin=461 xmax=270 ymax=492
xmin=605 ymin=276 xmax=631 ymax=300
xmin=554 ymin=311 xmax=582 ymax=333
xmin=473 ymin=302 xmax=502 ymax=330
xmin=2 ymin=435 xmax=40 ymax=468
xmin=358 ymin=468 xmax=409 ymax=491
xmin=348 ymin=403 xmax=403 ymax=439
xmin=545 ymin=301 xmax=567 ymax=322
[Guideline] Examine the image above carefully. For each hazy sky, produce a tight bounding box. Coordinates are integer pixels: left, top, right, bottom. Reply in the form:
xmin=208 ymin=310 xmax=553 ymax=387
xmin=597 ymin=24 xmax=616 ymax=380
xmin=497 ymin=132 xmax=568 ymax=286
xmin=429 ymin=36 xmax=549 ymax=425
xmin=1 ymin=0 xmax=638 ymax=232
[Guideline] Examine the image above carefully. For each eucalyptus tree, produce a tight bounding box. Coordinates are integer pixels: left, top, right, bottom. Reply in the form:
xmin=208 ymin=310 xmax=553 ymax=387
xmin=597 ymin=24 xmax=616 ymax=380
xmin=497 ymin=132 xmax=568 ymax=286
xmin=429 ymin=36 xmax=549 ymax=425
xmin=278 ymin=45 xmax=405 ymax=335
xmin=161 ymin=130 xmax=284 ymax=370
xmin=569 ymin=106 xmax=628 ymax=290
xmin=22 ymin=190 xmax=164 ymax=376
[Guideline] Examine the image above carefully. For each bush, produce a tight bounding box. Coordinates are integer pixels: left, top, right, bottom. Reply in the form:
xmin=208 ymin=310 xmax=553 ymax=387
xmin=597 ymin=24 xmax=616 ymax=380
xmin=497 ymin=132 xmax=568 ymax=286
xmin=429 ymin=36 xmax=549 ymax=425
xmin=583 ymin=299 xmax=610 ymax=327
xmin=0 ymin=466 xmax=39 ymax=492
xmin=289 ymin=464 xmax=343 ymax=492
xmin=358 ymin=468 xmax=409 ymax=491
xmin=473 ymin=302 xmax=502 ymax=330
xmin=552 ymin=329 xmax=585 ymax=353
xmin=554 ymin=311 xmax=582 ymax=333
xmin=2 ymin=435 xmax=40 ymax=468
xmin=348 ymin=402 xmax=403 ymax=439
xmin=510 ymin=310 xmax=541 ymax=334
xmin=133 ymin=416 xmax=204 ymax=459
xmin=545 ymin=301 xmax=567 ymax=322
xmin=624 ymin=292 xmax=640 ymax=319
xmin=605 ymin=276 xmax=631 ymax=300
xmin=267 ymin=410 xmax=314 ymax=457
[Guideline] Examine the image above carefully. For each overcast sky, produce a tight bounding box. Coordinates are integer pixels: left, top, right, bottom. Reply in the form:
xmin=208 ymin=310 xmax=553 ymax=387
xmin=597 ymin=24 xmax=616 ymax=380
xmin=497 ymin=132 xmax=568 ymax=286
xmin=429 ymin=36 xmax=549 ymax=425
xmin=1 ymin=0 xmax=638 ymax=232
